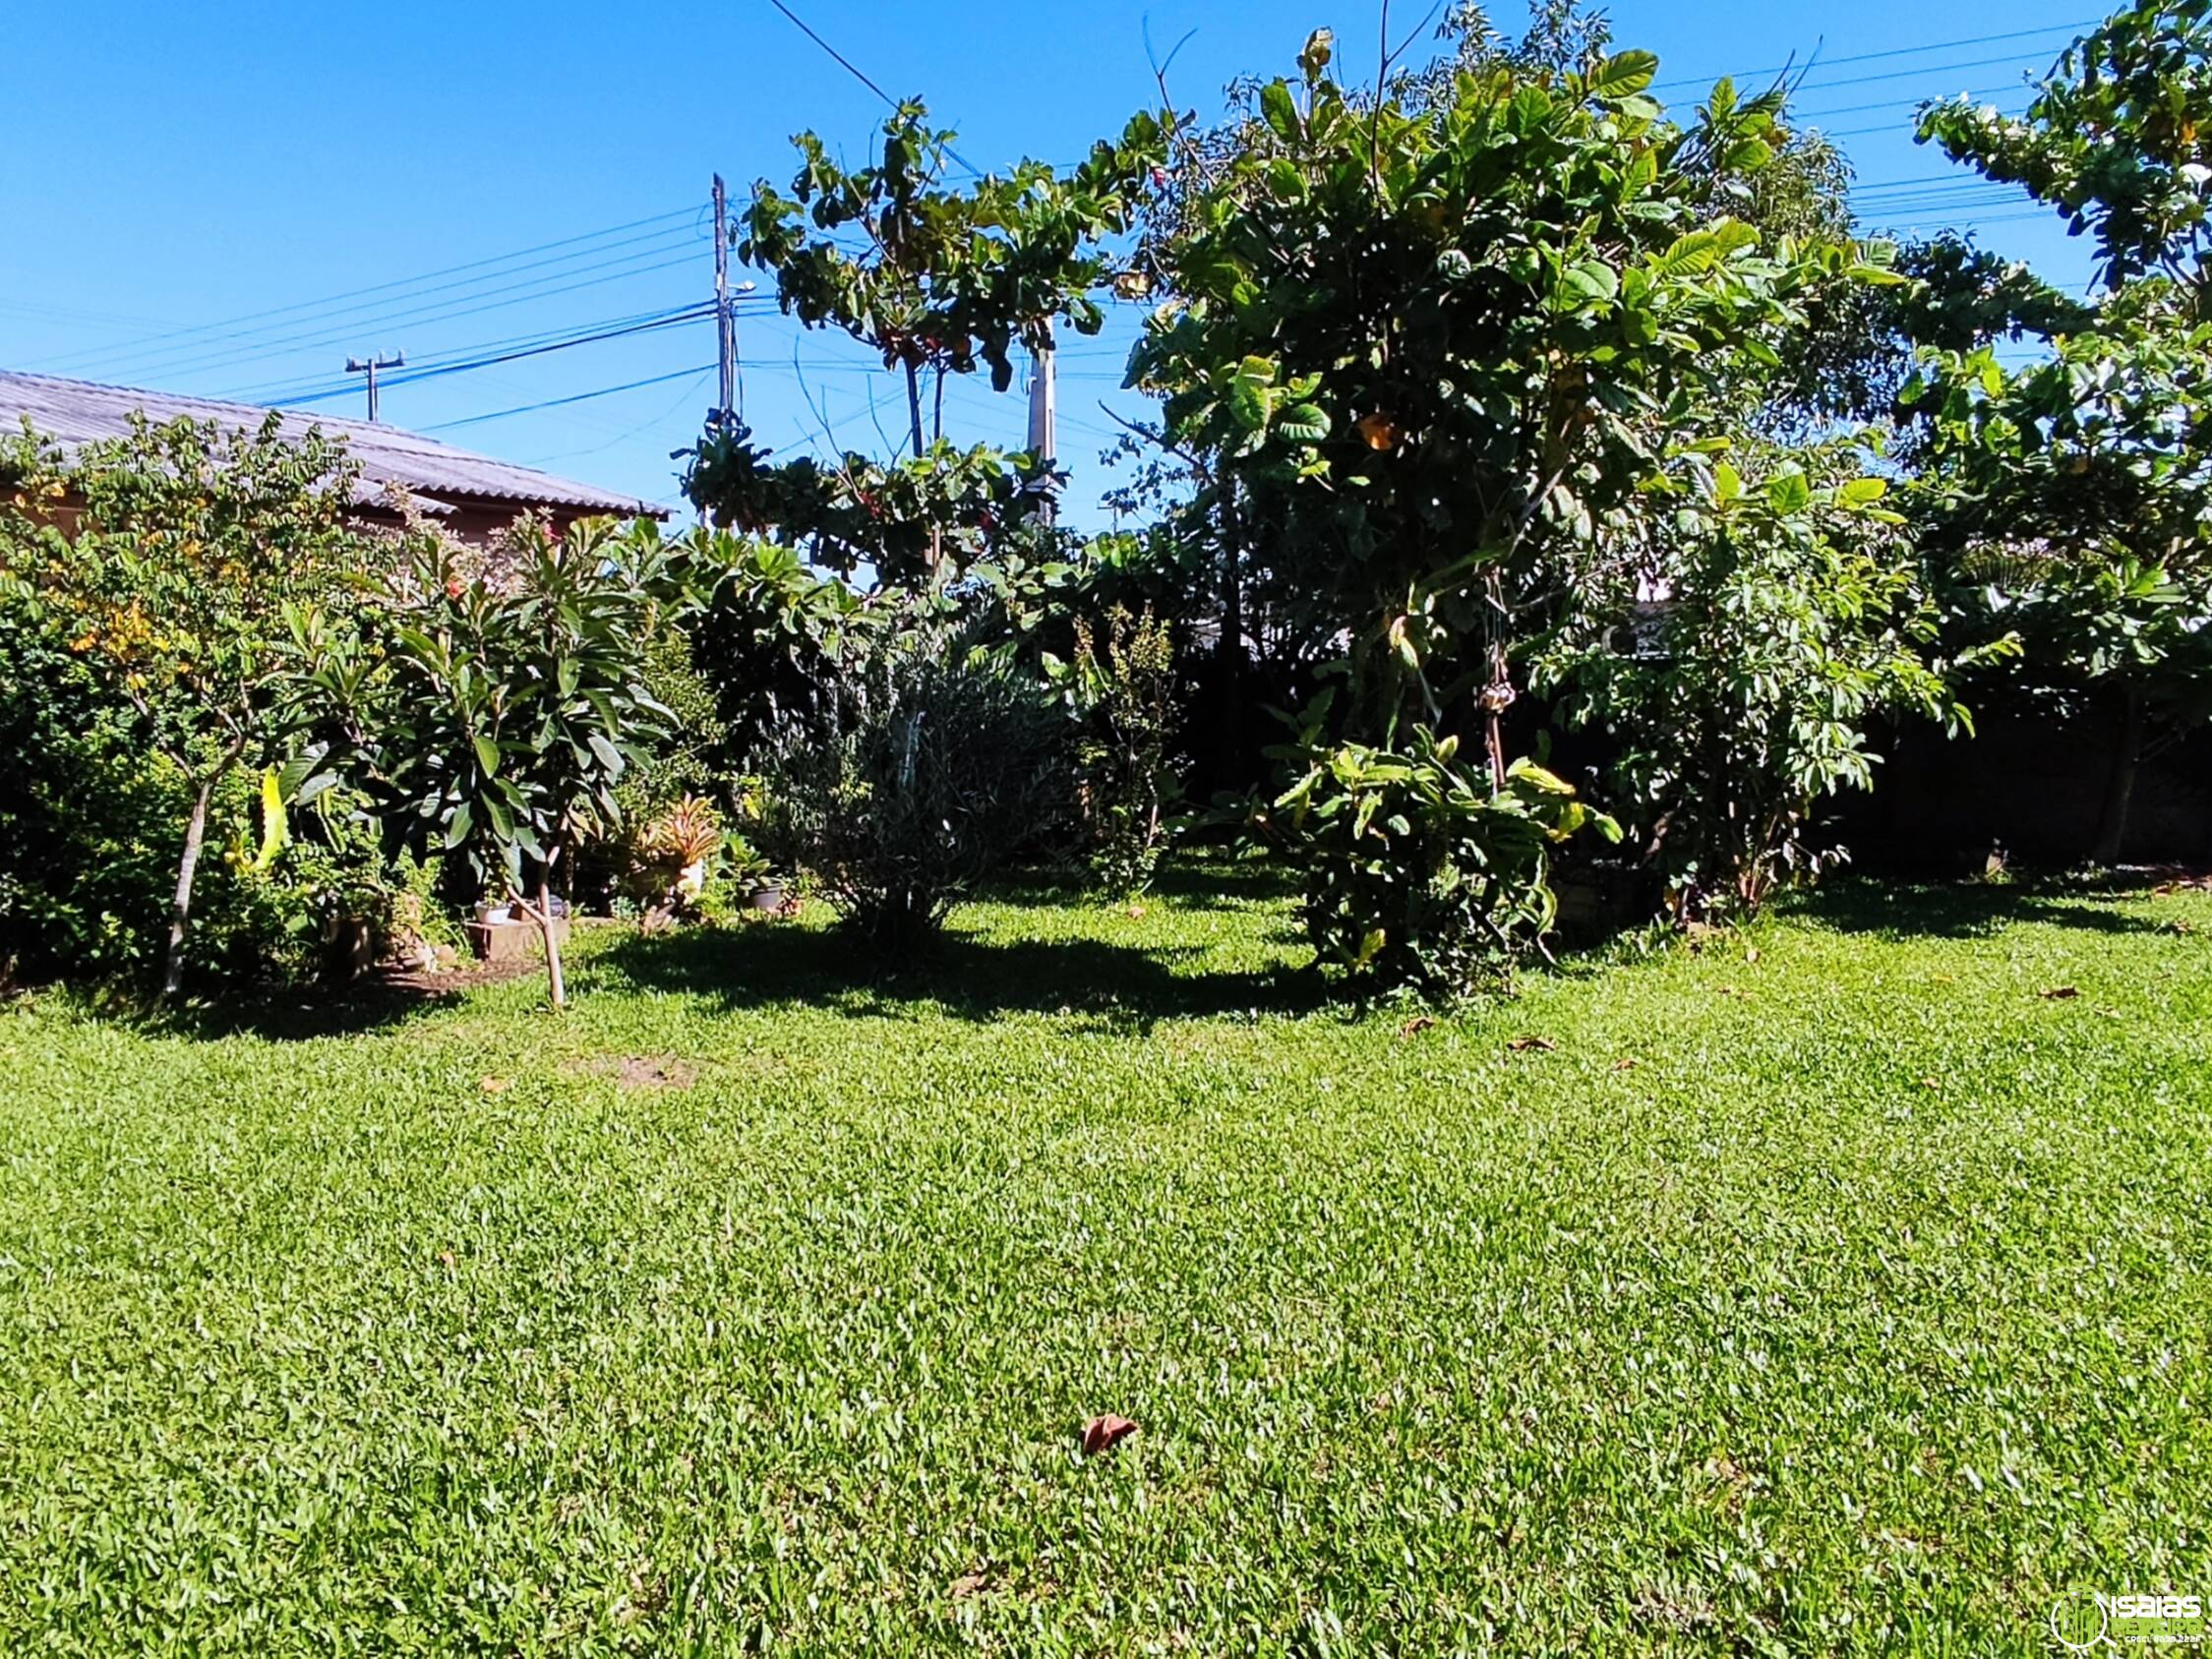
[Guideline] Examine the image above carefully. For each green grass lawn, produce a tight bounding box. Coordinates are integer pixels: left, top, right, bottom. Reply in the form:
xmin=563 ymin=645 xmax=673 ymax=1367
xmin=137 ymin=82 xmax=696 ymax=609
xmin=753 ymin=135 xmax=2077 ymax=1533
xmin=2 ymin=867 xmax=2208 ymax=1655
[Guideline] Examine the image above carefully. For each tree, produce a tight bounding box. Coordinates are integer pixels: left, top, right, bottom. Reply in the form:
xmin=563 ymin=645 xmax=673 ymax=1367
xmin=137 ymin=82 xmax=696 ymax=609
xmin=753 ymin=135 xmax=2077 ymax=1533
xmin=1903 ymin=309 xmax=2212 ymax=858
xmin=1536 ymin=445 xmax=1984 ymax=916
xmin=347 ymin=517 xmax=677 ymax=1009
xmin=683 ymin=101 xmax=1165 ymax=590
xmin=1920 ymin=0 xmax=2212 ymax=298
xmin=1910 ymin=0 xmax=2212 ymax=859
xmin=1127 ymin=34 xmax=1873 ymax=775
xmin=741 ymin=99 xmax=1162 ymax=447
xmin=0 ymin=413 xmax=364 ymax=999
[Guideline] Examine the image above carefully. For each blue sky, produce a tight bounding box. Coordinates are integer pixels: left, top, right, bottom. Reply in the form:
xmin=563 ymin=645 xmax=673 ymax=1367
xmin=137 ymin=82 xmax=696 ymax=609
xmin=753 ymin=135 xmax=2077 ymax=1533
xmin=1 ymin=0 xmax=2101 ymax=529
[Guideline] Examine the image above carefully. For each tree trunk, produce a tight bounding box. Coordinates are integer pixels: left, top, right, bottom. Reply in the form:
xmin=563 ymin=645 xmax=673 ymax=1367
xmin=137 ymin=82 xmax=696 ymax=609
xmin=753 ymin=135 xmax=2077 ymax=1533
xmin=536 ymin=870 xmax=567 ymax=1010
xmin=903 ymin=359 xmax=926 ymax=459
xmin=1219 ymin=495 xmax=1245 ymax=789
xmin=2091 ymin=683 xmax=2146 ymax=865
xmin=159 ymin=779 xmax=215 ymax=1002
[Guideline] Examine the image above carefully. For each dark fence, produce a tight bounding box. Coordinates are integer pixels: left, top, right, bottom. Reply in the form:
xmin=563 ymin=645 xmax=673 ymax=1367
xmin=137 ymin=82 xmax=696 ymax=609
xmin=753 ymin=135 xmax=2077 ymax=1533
xmin=1842 ymin=699 xmax=2211 ymax=872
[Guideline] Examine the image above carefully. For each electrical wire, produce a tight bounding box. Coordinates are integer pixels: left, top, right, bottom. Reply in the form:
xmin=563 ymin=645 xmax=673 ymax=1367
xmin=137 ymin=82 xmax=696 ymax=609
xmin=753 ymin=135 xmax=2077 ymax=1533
xmin=1795 ymin=80 xmax=2037 ymax=123
xmin=763 ymin=0 xmax=986 ymax=177
xmin=422 ymin=363 xmax=720 ymax=433
xmin=269 ymin=307 xmax=719 ymax=409
xmin=1650 ymin=20 xmax=2093 ymax=90
xmin=94 ymin=232 xmax=715 ymax=386
xmin=31 ymin=206 xmax=699 ymax=378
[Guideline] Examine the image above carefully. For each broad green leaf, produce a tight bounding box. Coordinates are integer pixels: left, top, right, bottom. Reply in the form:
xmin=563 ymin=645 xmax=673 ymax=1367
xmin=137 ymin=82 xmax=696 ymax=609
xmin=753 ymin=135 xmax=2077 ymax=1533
xmin=1588 ymin=49 xmax=1658 ymax=99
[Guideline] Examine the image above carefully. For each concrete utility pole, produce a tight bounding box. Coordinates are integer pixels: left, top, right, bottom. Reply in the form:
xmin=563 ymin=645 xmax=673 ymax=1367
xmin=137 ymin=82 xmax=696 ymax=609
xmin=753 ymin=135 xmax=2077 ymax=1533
xmin=712 ymin=174 xmax=738 ymax=422
xmin=1025 ymin=322 xmax=1058 ymax=526
xmin=344 ymin=351 xmax=403 ymax=423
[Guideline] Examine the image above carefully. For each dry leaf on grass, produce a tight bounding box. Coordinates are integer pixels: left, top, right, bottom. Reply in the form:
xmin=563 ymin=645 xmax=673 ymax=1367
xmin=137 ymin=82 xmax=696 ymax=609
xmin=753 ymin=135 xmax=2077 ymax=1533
xmin=1399 ymin=1015 xmax=1436 ymax=1038
xmin=1505 ymin=1036 xmax=1556 ymax=1052
xmin=478 ymin=1076 xmax=509 ymax=1095
xmin=1920 ymin=1076 xmax=1942 ymax=1090
xmin=949 ymin=1570 xmax=994 ymax=1599
xmin=1081 ymin=1414 xmax=1140 ymax=1455
xmin=1611 ymin=1057 xmax=1640 ymax=1073
xmin=2039 ymin=985 xmax=2079 ymax=1000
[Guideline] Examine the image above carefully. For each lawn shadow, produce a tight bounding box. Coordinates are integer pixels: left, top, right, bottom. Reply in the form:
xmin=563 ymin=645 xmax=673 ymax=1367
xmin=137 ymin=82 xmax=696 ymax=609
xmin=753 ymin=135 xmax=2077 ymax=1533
xmin=145 ymin=974 xmax=470 ymax=1042
xmin=979 ymin=856 xmax=1297 ymax=911
xmin=1784 ymin=877 xmax=2173 ymax=940
xmin=590 ymin=917 xmax=1326 ymax=1031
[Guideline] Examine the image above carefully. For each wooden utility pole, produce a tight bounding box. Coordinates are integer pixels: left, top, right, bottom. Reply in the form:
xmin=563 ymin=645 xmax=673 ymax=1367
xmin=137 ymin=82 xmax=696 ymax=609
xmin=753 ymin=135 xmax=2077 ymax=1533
xmin=343 ymin=351 xmax=403 ymax=423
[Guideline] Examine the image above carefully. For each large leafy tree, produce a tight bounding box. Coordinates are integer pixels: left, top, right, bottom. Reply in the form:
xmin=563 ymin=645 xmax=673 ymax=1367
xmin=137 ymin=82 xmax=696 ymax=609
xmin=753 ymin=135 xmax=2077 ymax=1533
xmin=685 ymin=102 xmax=1164 ymax=589
xmin=1912 ymin=0 xmax=2212 ymax=859
xmin=1921 ymin=0 xmax=2212 ymax=297
xmin=1903 ymin=303 xmax=2212 ymax=856
xmin=0 ymin=414 xmax=364 ymax=999
xmin=1128 ymin=33 xmax=1871 ymax=771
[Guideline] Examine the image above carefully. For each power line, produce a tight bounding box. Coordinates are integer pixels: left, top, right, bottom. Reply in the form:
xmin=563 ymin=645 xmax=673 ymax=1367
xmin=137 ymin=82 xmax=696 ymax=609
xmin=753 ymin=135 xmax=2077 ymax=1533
xmin=521 ymin=370 xmax=719 ymax=467
xmin=765 ymin=0 xmax=898 ymax=109
xmin=1652 ymin=19 xmax=2092 ymax=90
xmin=1797 ymin=80 xmax=2037 ymax=122
xmin=31 ymin=206 xmax=698 ymax=377
xmin=269 ymin=307 xmax=719 ymax=409
xmin=422 ymin=363 xmax=720 ymax=433
xmin=221 ymin=301 xmax=720 ymax=403
xmin=763 ymin=0 xmax=986 ymax=178
xmin=118 ymin=244 xmax=719 ymax=389
xmin=1823 ymin=98 xmax=2034 ymax=141
xmin=220 ymin=299 xmax=758 ymax=406
xmin=94 ymin=232 xmax=713 ymax=386
xmin=1788 ymin=51 xmax=2054 ymax=96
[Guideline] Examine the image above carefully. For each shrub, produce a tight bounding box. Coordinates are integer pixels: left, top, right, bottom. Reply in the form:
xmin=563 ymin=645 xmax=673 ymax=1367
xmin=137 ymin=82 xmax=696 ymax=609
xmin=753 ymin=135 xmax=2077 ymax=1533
xmin=1262 ymin=718 xmax=1618 ymax=1000
xmin=756 ymin=624 xmax=1066 ymax=957
xmin=1070 ymin=604 xmax=1179 ymax=895
xmin=349 ymin=517 xmax=677 ymax=1009
xmin=0 ymin=415 xmax=370 ymax=997
xmin=1536 ymin=455 xmax=1978 ymax=919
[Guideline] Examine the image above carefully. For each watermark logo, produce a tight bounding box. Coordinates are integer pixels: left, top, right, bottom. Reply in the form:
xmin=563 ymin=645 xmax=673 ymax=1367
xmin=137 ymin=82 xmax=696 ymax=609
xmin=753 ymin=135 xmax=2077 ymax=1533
xmin=2054 ymin=1591 xmax=2110 ymax=1651
xmin=2051 ymin=1590 xmax=2205 ymax=1649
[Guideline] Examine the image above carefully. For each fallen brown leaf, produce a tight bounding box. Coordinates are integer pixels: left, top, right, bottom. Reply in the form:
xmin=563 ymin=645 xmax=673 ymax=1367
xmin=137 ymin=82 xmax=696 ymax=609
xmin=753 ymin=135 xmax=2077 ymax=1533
xmin=1399 ymin=1015 xmax=1436 ymax=1038
xmin=437 ymin=1249 xmax=455 ymax=1270
xmin=478 ymin=1076 xmax=509 ymax=1095
xmin=1124 ymin=903 xmax=1146 ymax=919
xmin=1920 ymin=1076 xmax=1942 ymax=1091
xmin=1081 ymin=1414 xmax=1140 ymax=1455
xmin=1611 ymin=1056 xmax=1640 ymax=1073
xmin=2039 ymin=985 xmax=2079 ymax=1000
xmin=1505 ymin=1035 xmax=1556 ymax=1052
xmin=949 ymin=1570 xmax=993 ymax=1600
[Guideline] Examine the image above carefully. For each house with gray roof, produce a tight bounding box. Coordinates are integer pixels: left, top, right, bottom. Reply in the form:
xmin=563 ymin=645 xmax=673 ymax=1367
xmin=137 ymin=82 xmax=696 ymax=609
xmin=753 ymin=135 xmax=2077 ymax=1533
xmin=0 ymin=370 xmax=668 ymax=544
